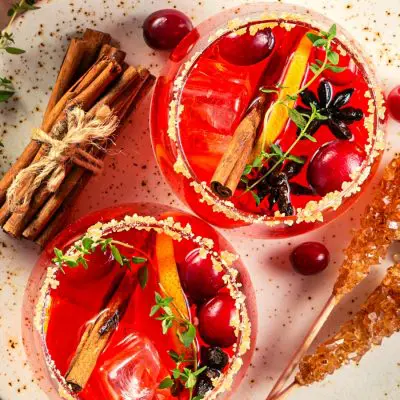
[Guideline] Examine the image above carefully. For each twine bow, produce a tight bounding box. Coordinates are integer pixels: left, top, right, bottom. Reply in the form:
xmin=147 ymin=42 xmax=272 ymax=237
xmin=6 ymin=106 xmax=119 ymax=213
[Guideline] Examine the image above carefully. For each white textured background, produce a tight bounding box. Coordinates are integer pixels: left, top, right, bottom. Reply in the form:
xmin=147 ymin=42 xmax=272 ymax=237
xmin=0 ymin=0 xmax=399 ymax=399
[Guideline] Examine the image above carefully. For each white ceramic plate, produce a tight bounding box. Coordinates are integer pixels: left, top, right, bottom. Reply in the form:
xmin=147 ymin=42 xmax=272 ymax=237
xmin=0 ymin=0 xmax=399 ymax=399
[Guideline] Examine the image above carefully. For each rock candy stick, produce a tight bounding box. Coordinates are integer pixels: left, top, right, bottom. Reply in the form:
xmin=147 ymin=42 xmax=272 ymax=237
xmin=296 ymin=263 xmax=400 ymax=386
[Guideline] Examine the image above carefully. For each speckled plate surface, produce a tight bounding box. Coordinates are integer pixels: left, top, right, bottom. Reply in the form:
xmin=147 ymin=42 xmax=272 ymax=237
xmin=0 ymin=0 xmax=399 ymax=399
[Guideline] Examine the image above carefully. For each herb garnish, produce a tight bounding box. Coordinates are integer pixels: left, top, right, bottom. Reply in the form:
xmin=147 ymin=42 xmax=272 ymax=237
xmin=1 ymin=0 xmax=39 ymax=103
xmin=242 ymin=24 xmax=347 ymax=211
xmin=52 ymin=235 xmax=148 ymax=287
xmin=151 ymin=290 xmax=203 ymax=400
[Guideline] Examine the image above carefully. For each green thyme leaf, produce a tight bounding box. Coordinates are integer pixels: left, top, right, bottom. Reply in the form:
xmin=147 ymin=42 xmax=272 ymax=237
xmin=327 ymin=50 xmax=339 ymax=65
xmin=180 ymin=323 xmax=196 ymax=347
xmin=286 ymin=94 xmax=298 ymax=101
xmin=288 ymin=108 xmax=307 ymax=130
xmin=251 ymin=191 xmax=261 ymax=206
xmin=270 ymin=143 xmax=283 ymax=156
xmin=310 ymin=63 xmax=320 ymax=75
xmin=252 ymin=155 xmax=263 ymax=168
xmin=306 ymin=32 xmax=321 ymax=44
xmin=303 ymin=133 xmax=317 ymax=142
xmin=325 ymin=64 xmax=346 ymax=73
xmin=168 ymin=350 xmax=182 ymax=363
xmin=159 ymin=377 xmax=174 ymax=389
xmin=82 ymin=237 xmax=94 ymax=250
xmin=312 ymin=38 xmax=327 ymax=48
xmin=132 ymin=256 xmax=147 ymax=264
xmin=242 ymin=164 xmax=252 ymax=175
xmin=110 ymin=245 xmax=123 ymax=265
xmin=287 ymin=154 xmax=306 ymax=164
xmin=172 ymin=368 xmax=182 ymax=380
xmin=194 ymin=366 xmax=207 ymax=376
xmin=138 ymin=265 xmax=148 ymax=289
xmin=5 ymin=47 xmax=25 ymax=54
xmin=328 ymin=24 xmax=337 ymax=39
xmin=260 ymin=88 xmax=279 ymax=94
xmin=150 ymin=304 xmax=160 ymax=317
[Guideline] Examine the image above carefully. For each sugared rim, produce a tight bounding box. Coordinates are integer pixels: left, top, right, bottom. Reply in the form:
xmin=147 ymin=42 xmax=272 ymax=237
xmin=34 ymin=213 xmax=252 ymax=400
xmin=165 ymin=4 xmax=386 ymax=228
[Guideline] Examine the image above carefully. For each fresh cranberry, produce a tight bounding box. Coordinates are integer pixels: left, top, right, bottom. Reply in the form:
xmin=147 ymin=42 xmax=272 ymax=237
xmin=290 ymin=242 xmax=330 ymax=275
xmin=198 ymin=294 xmax=237 ymax=348
xmin=218 ymin=28 xmax=275 ymax=66
xmin=387 ymin=85 xmax=400 ymax=122
xmin=307 ymin=140 xmax=365 ymax=196
xmin=143 ymin=9 xmax=193 ymax=50
xmin=61 ymin=247 xmax=115 ymax=283
xmin=179 ymin=248 xmax=225 ymax=303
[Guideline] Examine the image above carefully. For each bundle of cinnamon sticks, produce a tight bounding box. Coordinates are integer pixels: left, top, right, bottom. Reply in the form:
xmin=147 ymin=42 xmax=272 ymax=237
xmin=0 ymin=29 xmax=155 ymax=246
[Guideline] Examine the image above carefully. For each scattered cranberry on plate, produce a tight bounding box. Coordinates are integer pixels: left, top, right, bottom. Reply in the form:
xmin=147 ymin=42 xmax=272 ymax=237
xmin=387 ymin=85 xmax=400 ymax=122
xmin=290 ymin=242 xmax=330 ymax=275
xmin=143 ymin=9 xmax=193 ymax=50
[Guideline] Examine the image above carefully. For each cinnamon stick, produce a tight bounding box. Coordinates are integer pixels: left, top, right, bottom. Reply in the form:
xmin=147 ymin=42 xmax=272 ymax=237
xmin=35 ymin=173 xmax=90 ymax=247
xmin=43 ymin=38 xmax=87 ymax=123
xmin=21 ymin=72 xmax=154 ymax=241
xmin=97 ymin=44 xmax=126 ymax=64
xmin=65 ymin=272 xmax=137 ymax=392
xmin=75 ymin=29 xmax=111 ymax=78
xmin=0 ymin=38 xmax=88 ymax=205
xmin=211 ymin=97 xmax=266 ymax=198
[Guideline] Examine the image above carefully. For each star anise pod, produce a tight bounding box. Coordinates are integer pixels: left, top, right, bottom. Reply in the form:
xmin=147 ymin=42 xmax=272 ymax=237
xmin=255 ymin=155 xmax=311 ymax=216
xmin=296 ymin=80 xmax=364 ymax=140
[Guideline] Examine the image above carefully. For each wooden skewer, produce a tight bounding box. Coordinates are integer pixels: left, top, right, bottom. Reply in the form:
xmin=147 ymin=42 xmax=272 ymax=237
xmin=267 ymin=295 xmax=337 ymax=399
xmin=269 ymin=381 xmax=299 ymax=400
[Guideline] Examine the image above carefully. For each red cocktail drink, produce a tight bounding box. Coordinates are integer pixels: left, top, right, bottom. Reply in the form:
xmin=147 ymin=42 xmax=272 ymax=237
xmin=23 ymin=203 xmax=256 ymax=400
xmin=151 ymin=3 xmax=386 ymax=238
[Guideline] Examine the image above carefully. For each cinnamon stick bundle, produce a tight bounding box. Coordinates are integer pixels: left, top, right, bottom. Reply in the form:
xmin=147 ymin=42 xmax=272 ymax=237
xmin=65 ymin=272 xmax=138 ymax=392
xmin=211 ymin=96 xmax=266 ymax=198
xmin=0 ymin=29 xmax=155 ymax=244
xmin=35 ymin=73 xmax=156 ymax=246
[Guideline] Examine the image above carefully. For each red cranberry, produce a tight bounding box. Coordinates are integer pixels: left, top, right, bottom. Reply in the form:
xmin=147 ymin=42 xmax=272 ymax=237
xmin=179 ymin=248 xmax=225 ymax=303
xmin=307 ymin=140 xmax=365 ymax=196
xmin=218 ymin=28 xmax=275 ymax=66
xmin=290 ymin=242 xmax=330 ymax=275
xmin=62 ymin=248 xmax=114 ymax=283
xmin=143 ymin=9 xmax=193 ymax=50
xmin=198 ymin=294 xmax=237 ymax=348
xmin=387 ymin=85 xmax=400 ymax=122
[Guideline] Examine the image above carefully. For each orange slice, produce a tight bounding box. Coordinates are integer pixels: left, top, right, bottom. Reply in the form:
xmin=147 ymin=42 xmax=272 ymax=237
xmin=155 ymin=233 xmax=193 ymax=358
xmin=155 ymin=233 xmax=189 ymax=320
xmin=251 ymin=32 xmax=314 ymax=159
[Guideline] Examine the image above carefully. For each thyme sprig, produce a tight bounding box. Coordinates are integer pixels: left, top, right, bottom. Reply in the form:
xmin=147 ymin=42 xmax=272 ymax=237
xmin=1 ymin=0 xmax=39 ymax=103
xmin=0 ymin=77 xmax=14 ymax=105
xmin=52 ymin=236 xmax=148 ymax=286
xmin=243 ymin=24 xmax=343 ymax=205
xmin=151 ymin=290 xmax=203 ymax=399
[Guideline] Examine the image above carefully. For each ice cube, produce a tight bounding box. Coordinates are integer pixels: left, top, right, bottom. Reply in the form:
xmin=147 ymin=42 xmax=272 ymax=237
xmin=98 ymin=333 xmax=161 ymax=400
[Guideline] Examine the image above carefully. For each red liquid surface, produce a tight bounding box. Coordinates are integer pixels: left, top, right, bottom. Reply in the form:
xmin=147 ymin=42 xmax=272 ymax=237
xmin=44 ymin=212 xmax=240 ymax=399
xmin=178 ymin=23 xmax=372 ymax=217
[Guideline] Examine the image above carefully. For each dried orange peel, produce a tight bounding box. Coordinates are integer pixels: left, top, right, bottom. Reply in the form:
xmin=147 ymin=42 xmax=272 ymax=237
xmin=251 ymin=32 xmax=314 ymax=159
